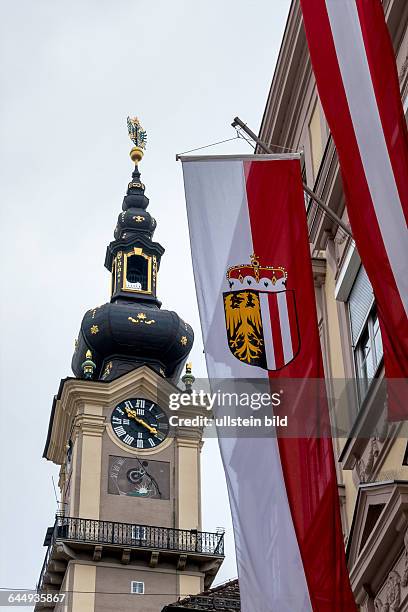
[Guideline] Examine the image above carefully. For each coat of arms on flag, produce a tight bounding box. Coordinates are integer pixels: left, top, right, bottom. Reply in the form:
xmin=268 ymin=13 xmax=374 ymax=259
xmin=223 ymin=253 xmax=300 ymax=371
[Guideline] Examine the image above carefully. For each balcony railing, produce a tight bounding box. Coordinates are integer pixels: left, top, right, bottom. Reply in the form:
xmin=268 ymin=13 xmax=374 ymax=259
xmin=37 ymin=515 xmax=224 ymax=595
xmin=51 ymin=515 xmax=224 ymax=554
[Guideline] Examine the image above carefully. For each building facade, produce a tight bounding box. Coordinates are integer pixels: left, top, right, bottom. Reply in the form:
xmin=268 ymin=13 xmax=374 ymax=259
xmin=35 ymin=121 xmax=224 ymax=612
xmin=257 ymin=1 xmax=408 ymax=609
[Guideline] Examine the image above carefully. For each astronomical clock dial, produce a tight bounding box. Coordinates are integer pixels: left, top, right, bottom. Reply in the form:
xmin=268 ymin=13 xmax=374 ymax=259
xmin=111 ymin=398 xmax=169 ymax=449
xmin=108 ymin=456 xmax=170 ymax=498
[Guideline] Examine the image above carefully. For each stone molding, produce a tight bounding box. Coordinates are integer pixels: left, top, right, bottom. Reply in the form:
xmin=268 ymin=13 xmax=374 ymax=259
xmin=348 ymin=481 xmax=408 ymax=605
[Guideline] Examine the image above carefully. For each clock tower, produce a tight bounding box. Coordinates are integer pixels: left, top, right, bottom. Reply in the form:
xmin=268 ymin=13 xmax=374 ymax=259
xmin=35 ymin=118 xmax=224 ymax=612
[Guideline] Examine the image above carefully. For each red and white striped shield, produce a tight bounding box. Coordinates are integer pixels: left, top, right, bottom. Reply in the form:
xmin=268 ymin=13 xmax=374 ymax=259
xmin=260 ymin=288 xmax=300 ymax=371
xmin=223 ymin=285 xmax=300 ymax=371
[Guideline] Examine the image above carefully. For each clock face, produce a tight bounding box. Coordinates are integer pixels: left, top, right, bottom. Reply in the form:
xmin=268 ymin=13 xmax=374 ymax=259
xmin=110 ymin=398 xmax=169 ymax=449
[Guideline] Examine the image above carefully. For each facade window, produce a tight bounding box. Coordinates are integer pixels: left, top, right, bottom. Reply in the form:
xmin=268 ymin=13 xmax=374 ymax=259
xmin=402 ymin=442 xmax=408 ymax=466
xmin=301 ymin=162 xmax=310 ymax=209
xmin=348 ymin=266 xmax=383 ymax=400
xmin=354 ymin=306 xmax=383 ymax=398
xmin=131 ymin=581 xmax=145 ymax=594
xmin=308 ymin=101 xmax=323 ymax=180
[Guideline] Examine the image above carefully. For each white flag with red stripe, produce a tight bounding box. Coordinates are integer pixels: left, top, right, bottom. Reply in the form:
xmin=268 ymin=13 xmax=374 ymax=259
xmin=300 ymin=0 xmax=408 ymax=419
xmin=181 ymin=155 xmax=356 ymax=611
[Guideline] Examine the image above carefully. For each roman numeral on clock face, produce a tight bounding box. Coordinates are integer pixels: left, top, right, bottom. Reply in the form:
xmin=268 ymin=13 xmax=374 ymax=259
xmin=114 ymin=426 xmax=126 ymax=438
xmin=134 ymin=399 xmax=145 ymax=408
xmin=123 ymin=435 xmax=134 ymax=445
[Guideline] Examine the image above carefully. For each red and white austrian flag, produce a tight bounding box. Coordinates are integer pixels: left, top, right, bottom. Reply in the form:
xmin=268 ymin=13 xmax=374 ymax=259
xmin=300 ymin=0 xmax=408 ymax=419
xmin=181 ymin=156 xmax=356 ymax=611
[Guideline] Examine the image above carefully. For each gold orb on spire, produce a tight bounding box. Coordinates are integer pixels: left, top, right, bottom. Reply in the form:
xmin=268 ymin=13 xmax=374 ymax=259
xmin=127 ymin=116 xmax=147 ymax=164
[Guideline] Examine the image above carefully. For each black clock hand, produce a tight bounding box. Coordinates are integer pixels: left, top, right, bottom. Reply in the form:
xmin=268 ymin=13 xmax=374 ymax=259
xmin=136 ymin=458 xmax=162 ymax=499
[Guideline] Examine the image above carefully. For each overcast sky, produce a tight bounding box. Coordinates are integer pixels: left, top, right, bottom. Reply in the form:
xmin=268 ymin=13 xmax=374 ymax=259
xmin=0 ymin=0 xmax=290 ymax=602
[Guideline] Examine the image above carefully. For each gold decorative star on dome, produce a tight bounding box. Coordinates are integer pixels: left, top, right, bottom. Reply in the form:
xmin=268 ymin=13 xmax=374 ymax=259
xmin=90 ymin=325 xmax=99 ymax=334
xmin=180 ymin=336 xmax=188 ymax=346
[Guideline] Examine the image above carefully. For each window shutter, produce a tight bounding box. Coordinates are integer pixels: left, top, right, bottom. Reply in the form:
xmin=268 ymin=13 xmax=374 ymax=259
xmin=348 ymin=266 xmax=374 ymax=344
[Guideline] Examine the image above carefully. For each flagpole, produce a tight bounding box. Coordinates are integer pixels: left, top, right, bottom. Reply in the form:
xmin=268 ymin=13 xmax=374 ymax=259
xmin=232 ymin=116 xmax=353 ymax=239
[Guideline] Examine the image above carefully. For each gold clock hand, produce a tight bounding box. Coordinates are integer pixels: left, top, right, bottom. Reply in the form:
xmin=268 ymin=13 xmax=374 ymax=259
xmin=135 ymin=417 xmax=157 ymax=435
xmin=125 ymin=406 xmax=137 ymax=419
xmin=124 ymin=407 xmax=157 ymax=435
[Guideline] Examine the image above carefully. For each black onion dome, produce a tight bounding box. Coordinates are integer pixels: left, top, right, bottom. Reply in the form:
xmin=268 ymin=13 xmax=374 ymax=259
xmin=71 ymin=134 xmax=193 ymax=383
xmin=72 ymin=302 xmax=193 ymax=382
xmin=114 ymin=209 xmax=156 ymax=241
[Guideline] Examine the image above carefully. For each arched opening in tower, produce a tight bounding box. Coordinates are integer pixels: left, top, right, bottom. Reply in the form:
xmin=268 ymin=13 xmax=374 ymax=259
xmin=126 ymin=254 xmax=148 ymax=290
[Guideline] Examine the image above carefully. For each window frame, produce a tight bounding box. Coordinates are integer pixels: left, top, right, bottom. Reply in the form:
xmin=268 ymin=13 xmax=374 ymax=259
xmin=130 ymin=581 xmax=145 ymax=595
xmin=353 ymin=305 xmax=384 ymax=401
xmin=122 ymin=248 xmax=153 ymax=295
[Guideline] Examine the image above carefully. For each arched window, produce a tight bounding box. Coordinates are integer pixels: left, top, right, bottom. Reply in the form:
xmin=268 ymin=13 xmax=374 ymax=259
xmin=125 ymin=254 xmax=148 ymax=291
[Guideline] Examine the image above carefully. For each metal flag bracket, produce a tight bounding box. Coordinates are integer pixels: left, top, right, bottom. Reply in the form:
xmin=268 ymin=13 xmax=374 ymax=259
xmin=231 ymin=116 xmax=353 ymax=239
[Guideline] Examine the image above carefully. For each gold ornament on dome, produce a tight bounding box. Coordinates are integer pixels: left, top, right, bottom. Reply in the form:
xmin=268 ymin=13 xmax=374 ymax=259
xmin=128 ymin=314 xmax=156 ymax=325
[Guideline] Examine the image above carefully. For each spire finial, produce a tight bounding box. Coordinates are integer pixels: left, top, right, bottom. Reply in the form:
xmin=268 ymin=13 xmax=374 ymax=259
xmin=81 ymin=350 xmax=96 ymax=380
xmin=127 ymin=116 xmax=147 ymax=164
xmin=181 ymin=362 xmax=195 ymax=393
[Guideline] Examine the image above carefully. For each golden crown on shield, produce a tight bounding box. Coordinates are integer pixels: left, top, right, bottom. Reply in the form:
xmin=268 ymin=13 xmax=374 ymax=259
xmin=226 ymin=253 xmax=287 ymax=292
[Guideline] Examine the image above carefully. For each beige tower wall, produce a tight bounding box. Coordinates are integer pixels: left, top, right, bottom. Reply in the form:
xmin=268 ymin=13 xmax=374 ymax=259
xmin=71 ymin=563 xmax=96 ymax=612
xmin=94 ymin=564 xmax=177 ymax=612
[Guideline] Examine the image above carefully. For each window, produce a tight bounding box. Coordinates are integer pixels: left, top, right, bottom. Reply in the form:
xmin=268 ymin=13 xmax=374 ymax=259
xmin=131 ymin=581 xmax=144 ymax=595
xmin=131 ymin=525 xmax=147 ymax=541
xmin=126 ymin=254 xmax=148 ymax=290
xmin=402 ymin=442 xmax=408 ymax=466
xmin=309 ymin=101 xmax=323 ymax=180
xmin=348 ymin=266 xmax=383 ymax=400
xmin=354 ymin=306 xmax=383 ymax=398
